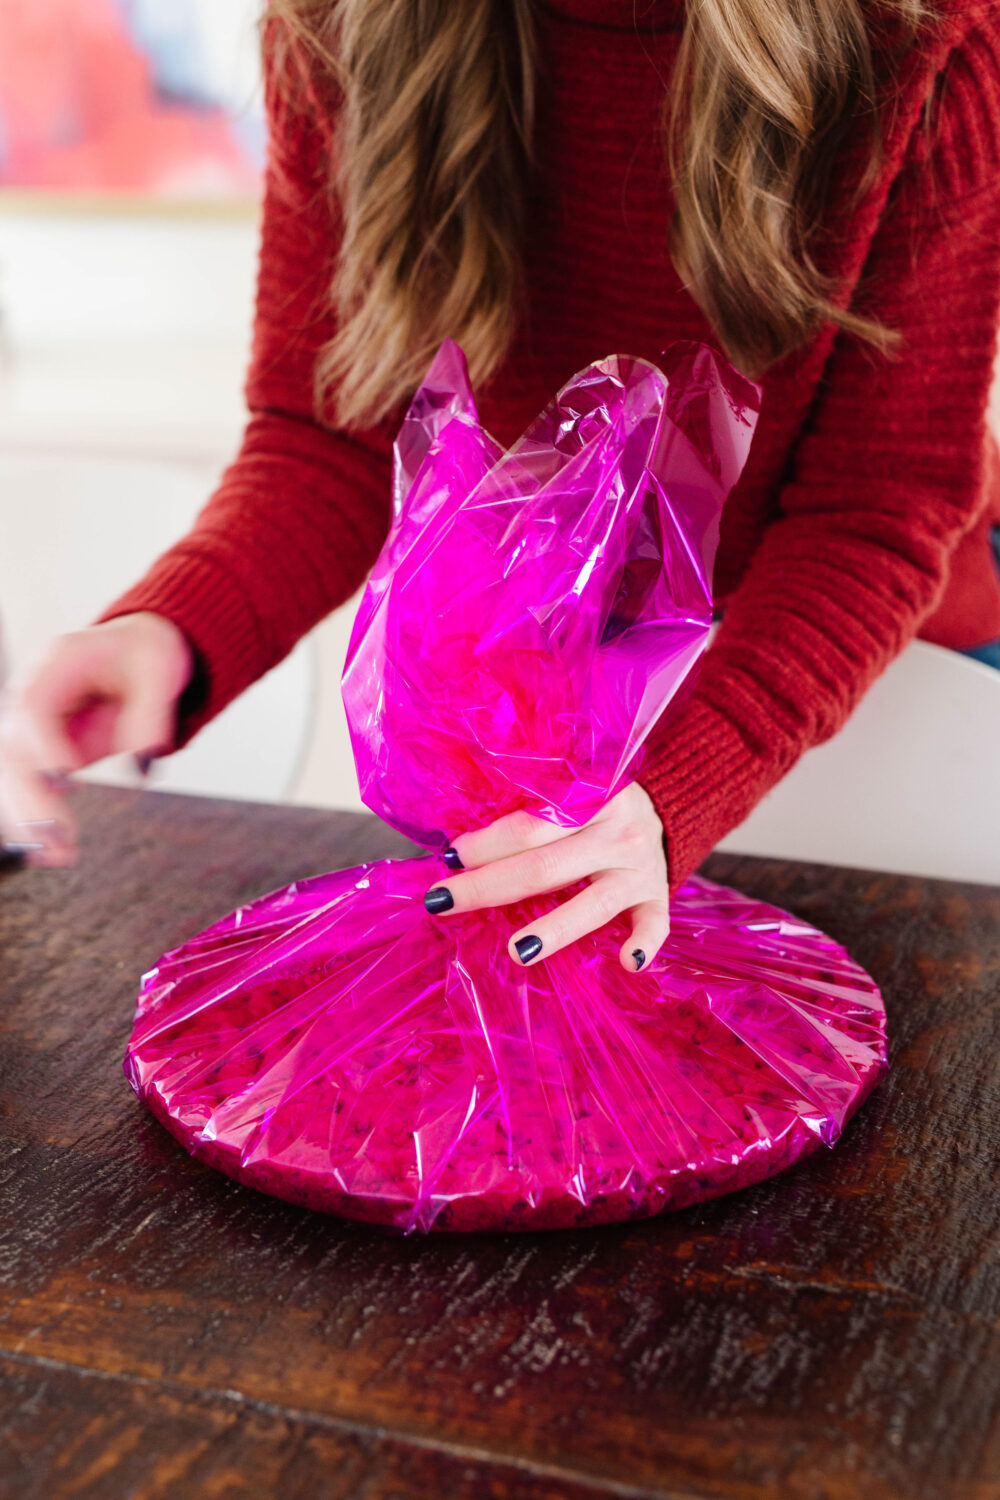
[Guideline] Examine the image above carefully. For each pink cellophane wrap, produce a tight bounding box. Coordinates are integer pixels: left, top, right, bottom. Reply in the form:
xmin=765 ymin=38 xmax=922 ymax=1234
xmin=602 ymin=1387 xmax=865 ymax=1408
xmin=343 ymin=338 xmax=760 ymax=845
xmin=125 ymin=340 xmax=888 ymax=1233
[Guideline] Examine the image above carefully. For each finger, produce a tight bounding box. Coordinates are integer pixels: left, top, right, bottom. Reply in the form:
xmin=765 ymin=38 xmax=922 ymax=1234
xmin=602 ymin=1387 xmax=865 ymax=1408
xmin=451 ymin=806 xmax=579 ymax=871
xmin=620 ymin=898 xmax=671 ymax=974
xmin=424 ymin=821 xmax=618 ymax=915
xmin=508 ymin=873 xmax=638 ymax=966
xmin=9 ymin=683 xmax=83 ymax=777
xmin=16 ymin=637 xmax=139 ymax=765
xmin=0 ymin=672 xmax=84 ymax=863
xmin=27 ymin=633 xmax=175 ymax=762
xmin=0 ymin=743 xmax=77 ymax=866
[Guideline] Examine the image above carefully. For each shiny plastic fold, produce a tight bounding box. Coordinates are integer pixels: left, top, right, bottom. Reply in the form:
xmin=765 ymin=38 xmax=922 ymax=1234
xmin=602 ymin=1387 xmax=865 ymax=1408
xmin=125 ymin=340 xmax=888 ymax=1232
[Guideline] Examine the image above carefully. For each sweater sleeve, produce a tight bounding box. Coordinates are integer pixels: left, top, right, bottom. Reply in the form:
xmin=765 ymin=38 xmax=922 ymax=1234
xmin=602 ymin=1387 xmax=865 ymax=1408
xmin=636 ymin=18 xmax=1000 ymax=888
xmin=95 ymin=34 xmax=397 ymax=744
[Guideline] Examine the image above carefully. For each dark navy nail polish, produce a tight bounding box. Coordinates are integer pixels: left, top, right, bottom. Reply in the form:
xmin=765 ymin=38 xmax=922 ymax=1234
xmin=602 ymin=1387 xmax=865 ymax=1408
xmin=632 ymin=948 xmax=646 ymax=971
xmin=424 ymin=886 xmax=455 ymax=914
xmin=441 ymin=845 xmax=464 ymax=871
xmin=136 ymin=751 xmax=157 ymax=777
xmin=2 ymin=841 xmax=46 ymax=858
xmin=515 ymin=934 xmax=543 ymax=965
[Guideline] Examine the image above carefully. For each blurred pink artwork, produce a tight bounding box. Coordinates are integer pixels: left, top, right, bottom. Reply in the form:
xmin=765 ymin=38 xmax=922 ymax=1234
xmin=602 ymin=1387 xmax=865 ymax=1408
xmin=0 ymin=0 xmax=263 ymax=199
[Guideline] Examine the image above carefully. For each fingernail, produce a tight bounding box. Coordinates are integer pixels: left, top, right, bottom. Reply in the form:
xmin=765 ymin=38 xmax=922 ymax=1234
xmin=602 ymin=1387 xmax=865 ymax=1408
xmin=2 ymin=841 xmax=46 ymax=857
xmin=136 ymin=744 xmax=171 ymax=778
xmin=20 ymin=819 xmax=71 ymax=846
xmin=515 ymin=934 xmax=543 ymax=965
xmin=632 ymin=948 xmax=646 ymax=971
xmin=441 ymin=845 xmax=464 ymax=871
xmin=424 ymin=886 xmax=455 ymax=914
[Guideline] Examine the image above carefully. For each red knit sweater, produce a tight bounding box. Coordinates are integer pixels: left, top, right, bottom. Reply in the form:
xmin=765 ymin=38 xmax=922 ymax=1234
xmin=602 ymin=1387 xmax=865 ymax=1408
xmin=100 ymin=0 xmax=1000 ymax=888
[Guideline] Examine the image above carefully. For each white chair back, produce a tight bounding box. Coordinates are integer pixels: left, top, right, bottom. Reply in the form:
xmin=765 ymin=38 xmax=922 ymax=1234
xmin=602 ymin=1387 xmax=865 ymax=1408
xmin=718 ymin=640 xmax=1000 ymax=883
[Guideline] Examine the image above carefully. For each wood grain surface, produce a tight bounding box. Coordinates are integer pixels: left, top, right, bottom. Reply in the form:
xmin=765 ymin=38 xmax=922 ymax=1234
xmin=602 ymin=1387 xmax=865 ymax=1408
xmin=0 ymin=782 xmax=997 ymax=1500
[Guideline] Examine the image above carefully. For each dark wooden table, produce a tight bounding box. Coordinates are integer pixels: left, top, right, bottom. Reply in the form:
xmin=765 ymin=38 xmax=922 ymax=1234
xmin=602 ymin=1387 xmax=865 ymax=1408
xmin=0 ymin=784 xmax=998 ymax=1500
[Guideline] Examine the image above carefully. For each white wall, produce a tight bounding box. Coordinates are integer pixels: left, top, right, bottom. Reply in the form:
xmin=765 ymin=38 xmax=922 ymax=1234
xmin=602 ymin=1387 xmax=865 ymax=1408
xmin=0 ymin=210 xmax=259 ymax=347
xmin=0 ymin=203 xmax=365 ymax=811
xmin=0 ymin=208 xmax=257 ymax=462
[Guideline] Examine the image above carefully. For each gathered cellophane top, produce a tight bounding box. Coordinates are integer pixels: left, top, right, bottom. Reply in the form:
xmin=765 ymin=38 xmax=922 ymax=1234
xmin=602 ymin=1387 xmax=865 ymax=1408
xmin=125 ymin=340 xmax=888 ymax=1233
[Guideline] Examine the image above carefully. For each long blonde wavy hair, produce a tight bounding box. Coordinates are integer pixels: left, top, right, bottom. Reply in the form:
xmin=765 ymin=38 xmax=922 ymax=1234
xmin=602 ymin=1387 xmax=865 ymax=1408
xmin=266 ymin=0 xmax=931 ymax=431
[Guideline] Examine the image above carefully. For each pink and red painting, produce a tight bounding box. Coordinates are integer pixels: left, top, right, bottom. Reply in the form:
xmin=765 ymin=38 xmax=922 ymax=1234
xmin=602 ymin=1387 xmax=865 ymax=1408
xmin=0 ymin=0 xmax=264 ymax=200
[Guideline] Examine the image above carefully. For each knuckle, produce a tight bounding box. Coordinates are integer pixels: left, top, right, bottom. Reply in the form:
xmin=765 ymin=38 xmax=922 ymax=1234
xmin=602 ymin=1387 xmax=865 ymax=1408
xmin=528 ymin=841 xmax=565 ymax=888
xmin=616 ymin=870 xmax=646 ymax=906
xmin=456 ymin=873 xmax=486 ymax=908
xmin=590 ymin=881 xmax=624 ymax=924
xmin=507 ymin=807 xmax=540 ymax=845
xmin=617 ymin=820 xmax=649 ymax=856
xmin=38 ymin=631 xmax=79 ymax=668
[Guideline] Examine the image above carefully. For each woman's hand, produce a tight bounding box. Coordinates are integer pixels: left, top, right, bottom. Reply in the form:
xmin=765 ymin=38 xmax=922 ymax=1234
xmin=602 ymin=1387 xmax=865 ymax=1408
xmin=0 ymin=612 xmax=193 ymax=867
xmin=423 ymin=781 xmax=670 ymax=972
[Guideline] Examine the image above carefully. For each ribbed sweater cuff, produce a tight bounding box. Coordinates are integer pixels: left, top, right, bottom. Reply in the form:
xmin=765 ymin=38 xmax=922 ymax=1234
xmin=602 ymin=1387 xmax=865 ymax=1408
xmin=635 ymin=695 xmax=768 ymax=891
xmin=94 ymin=546 xmax=267 ymax=749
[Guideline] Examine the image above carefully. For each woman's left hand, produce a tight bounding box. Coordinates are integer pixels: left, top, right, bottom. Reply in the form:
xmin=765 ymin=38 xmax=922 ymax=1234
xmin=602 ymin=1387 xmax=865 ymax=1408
xmin=423 ymin=781 xmax=670 ymax=973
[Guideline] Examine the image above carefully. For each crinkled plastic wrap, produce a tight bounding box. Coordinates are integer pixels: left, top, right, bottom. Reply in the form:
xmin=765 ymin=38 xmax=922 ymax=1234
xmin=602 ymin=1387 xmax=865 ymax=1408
xmin=127 ymin=861 xmax=887 ymax=1232
xmin=342 ymin=338 xmax=757 ymax=844
xmin=125 ymin=340 xmax=888 ymax=1233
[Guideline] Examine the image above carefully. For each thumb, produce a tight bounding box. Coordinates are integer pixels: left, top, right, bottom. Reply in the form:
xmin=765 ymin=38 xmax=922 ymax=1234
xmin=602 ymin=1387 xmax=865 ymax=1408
xmin=111 ymin=674 xmax=180 ymax=759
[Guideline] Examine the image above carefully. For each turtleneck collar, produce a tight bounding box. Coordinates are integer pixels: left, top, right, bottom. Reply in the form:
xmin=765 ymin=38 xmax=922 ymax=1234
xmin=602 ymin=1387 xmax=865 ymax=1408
xmin=534 ymin=0 xmax=685 ymax=33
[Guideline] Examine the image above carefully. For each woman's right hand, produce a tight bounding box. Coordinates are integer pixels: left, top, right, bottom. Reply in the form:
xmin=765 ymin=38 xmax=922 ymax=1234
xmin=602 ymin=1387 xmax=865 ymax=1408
xmin=0 ymin=612 xmax=194 ymax=867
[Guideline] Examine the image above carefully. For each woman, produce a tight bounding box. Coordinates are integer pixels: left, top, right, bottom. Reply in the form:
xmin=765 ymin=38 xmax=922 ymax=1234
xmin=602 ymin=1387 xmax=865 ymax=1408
xmin=2 ymin=0 xmax=998 ymax=975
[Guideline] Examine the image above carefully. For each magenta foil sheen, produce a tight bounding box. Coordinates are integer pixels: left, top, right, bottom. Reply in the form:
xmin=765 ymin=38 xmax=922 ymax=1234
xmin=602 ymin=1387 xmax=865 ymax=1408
xmin=125 ymin=340 xmax=888 ymax=1232
xmin=342 ymin=338 xmax=761 ymax=846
